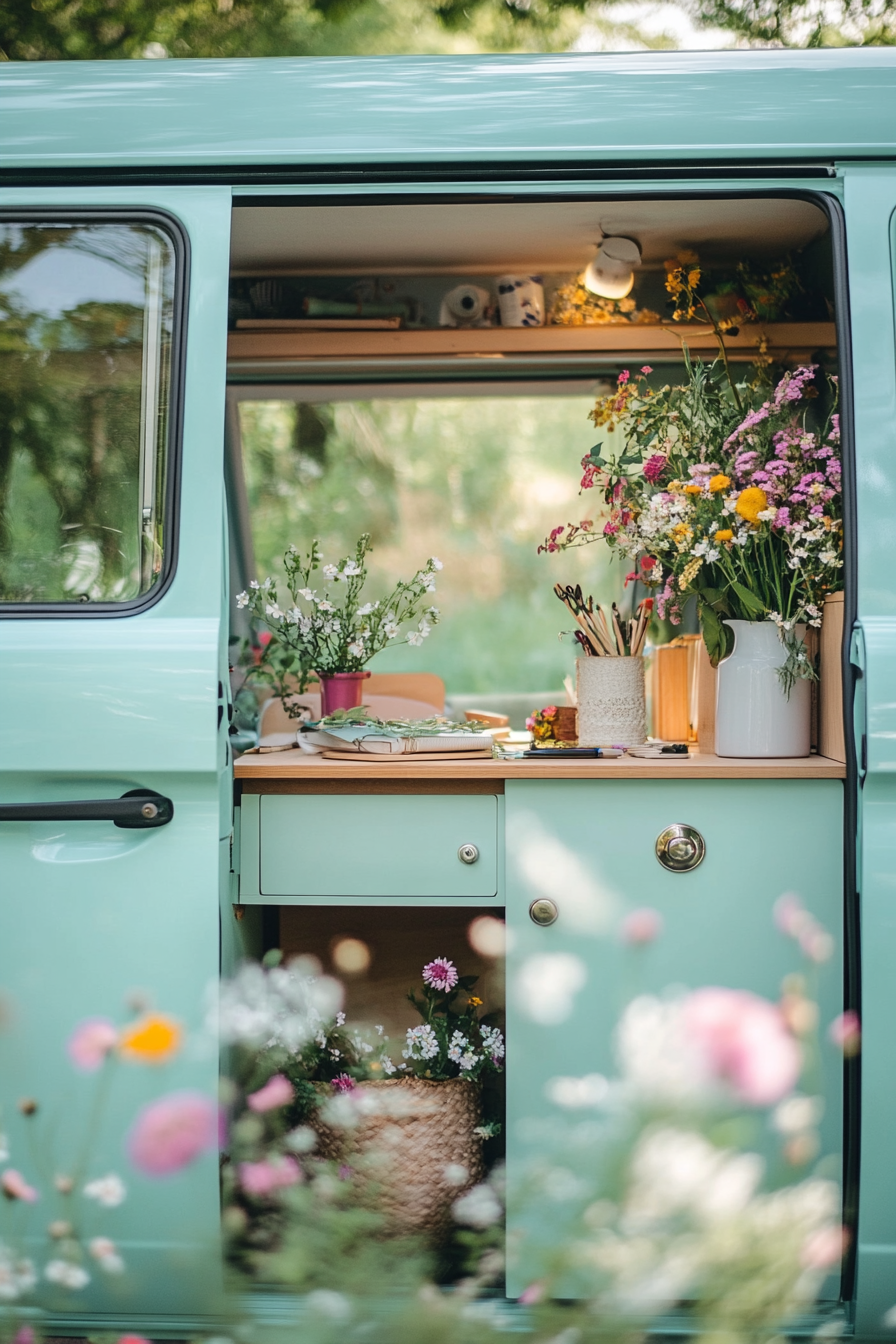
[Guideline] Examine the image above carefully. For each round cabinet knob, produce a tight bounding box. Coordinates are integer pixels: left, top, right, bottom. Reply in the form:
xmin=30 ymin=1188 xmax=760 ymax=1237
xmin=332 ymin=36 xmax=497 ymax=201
xmin=529 ymin=898 xmax=558 ymax=927
xmin=458 ymin=843 xmax=479 ymax=865
xmin=655 ymin=823 xmax=706 ymax=873
xmin=141 ymin=802 xmax=159 ymax=820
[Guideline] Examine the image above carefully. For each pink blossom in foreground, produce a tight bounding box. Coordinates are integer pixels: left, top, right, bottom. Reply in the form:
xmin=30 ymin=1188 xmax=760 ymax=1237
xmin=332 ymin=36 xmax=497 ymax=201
xmin=14 ymin=1328 xmax=35 ymax=1344
xmin=829 ymin=1010 xmax=861 ymax=1057
xmin=331 ymin=1073 xmax=356 ymax=1093
xmin=67 ymin=1018 xmax=118 ymax=1072
xmin=422 ymin=958 xmax=459 ymax=992
xmin=683 ymin=987 xmax=801 ymax=1107
xmin=127 ymin=1091 xmax=218 ymax=1176
xmin=518 ymin=1282 xmax=545 ymax=1305
xmin=119 ymin=1335 xmax=151 ymax=1344
xmin=1 ymin=1169 xmax=38 ymax=1202
xmin=247 ymin=1074 xmax=295 ymax=1112
xmin=621 ymin=908 xmax=663 ymax=946
xmin=239 ymin=1157 xmax=301 ymax=1198
xmin=801 ymin=1224 xmax=847 ymax=1270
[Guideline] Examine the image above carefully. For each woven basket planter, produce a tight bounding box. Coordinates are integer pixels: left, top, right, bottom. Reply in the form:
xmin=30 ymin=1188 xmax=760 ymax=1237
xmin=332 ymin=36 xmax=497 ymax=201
xmin=313 ymin=1077 xmax=484 ymax=1237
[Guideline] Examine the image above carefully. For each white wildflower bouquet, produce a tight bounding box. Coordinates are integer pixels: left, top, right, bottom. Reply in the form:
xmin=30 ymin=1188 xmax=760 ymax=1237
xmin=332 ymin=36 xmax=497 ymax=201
xmin=400 ymin=957 xmax=505 ymax=1084
xmin=543 ymin=357 xmax=842 ymax=689
xmin=236 ymin=532 xmax=441 ymax=706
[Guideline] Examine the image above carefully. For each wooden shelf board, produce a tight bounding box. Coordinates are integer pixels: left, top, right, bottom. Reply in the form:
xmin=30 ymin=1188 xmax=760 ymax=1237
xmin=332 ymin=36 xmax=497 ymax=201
xmin=236 ymin=748 xmax=846 ymax=786
xmin=227 ymin=322 xmax=836 ymax=363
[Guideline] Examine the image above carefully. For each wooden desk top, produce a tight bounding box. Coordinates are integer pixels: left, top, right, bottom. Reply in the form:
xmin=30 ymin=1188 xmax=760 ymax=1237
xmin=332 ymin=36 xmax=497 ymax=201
xmin=235 ymin=748 xmax=847 ymax=791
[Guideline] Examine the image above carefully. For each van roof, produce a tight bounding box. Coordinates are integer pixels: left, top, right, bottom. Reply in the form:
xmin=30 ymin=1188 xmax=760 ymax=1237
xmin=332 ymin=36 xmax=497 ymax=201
xmin=0 ymin=50 xmax=894 ymax=172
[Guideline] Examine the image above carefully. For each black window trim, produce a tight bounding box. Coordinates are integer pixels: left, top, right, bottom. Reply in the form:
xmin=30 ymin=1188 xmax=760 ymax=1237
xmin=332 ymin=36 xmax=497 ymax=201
xmin=0 ymin=206 xmax=189 ymax=620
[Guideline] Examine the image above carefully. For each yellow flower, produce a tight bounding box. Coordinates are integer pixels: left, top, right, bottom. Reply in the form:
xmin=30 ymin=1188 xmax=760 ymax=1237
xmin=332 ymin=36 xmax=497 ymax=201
xmin=684 ymin=483 xmax=702 ymax=495
xmin=469 ymin=996 xmax=483 ymax=1007
xmin=671 ymin=523 xmax=693 ymax=550
xmin=715 ymin=528 xmax=734 ymax=542
xmin=687 ymin=269 xmax=701 ymax=288
xmin=679 ymin=556 xmax=703 ymax=589
xmin=709 ymin=474 xmax=731 ymax=493
xmin=119 ymin=1014 xmax=182 ymax=1064
xmin=735 ymin=487 xmax=769 ymax=525
xmin=668 ymin=480 xmax=682 ymax=491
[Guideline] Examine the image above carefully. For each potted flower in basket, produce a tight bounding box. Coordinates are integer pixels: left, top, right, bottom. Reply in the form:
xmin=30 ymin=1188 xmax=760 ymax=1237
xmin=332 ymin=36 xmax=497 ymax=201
xmin=544 ymin=356 xmax=843 ymax=757
xmin=236 ymin=532 xmax=442 ymax=716
xmin=296 ymin=957 xmax=504 ymax=1239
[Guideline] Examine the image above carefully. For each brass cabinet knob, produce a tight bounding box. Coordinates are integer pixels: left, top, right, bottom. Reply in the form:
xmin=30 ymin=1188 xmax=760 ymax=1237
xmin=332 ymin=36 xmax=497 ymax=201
xmin=655 ymin=823 xmax=706 ymax=873
xmin=529 ymin=898 xmax=559 ymax=926
xmin=458 ymin=843 xmax=479 ymax=865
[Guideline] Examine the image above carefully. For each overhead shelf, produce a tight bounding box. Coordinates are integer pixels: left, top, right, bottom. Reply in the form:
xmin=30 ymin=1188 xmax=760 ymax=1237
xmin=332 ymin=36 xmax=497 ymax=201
xmin=227 ymin=322 xmax=837 ymax=366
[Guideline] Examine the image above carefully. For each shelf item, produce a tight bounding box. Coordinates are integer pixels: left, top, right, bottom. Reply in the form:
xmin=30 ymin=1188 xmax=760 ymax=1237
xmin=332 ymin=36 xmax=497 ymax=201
xmin=227 ymin=321 xmax=836 ymax=364
xmin=820 ymin=593 xmax=846 ymax=765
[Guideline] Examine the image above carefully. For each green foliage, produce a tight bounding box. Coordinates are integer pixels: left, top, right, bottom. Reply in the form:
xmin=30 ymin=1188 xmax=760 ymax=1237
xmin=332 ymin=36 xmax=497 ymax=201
xmin=239 ymin=396 xmax=615 ymax=695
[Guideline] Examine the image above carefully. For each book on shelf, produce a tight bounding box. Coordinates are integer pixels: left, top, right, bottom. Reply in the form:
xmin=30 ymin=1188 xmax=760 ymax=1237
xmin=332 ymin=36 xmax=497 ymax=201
xmin=235 ymin=317 xmax=403 ymax=330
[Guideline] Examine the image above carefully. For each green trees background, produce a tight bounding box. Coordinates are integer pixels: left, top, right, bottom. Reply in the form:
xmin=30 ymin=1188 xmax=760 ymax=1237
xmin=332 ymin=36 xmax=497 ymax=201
xmin=1 ymin=0 xmax=892 ymax=62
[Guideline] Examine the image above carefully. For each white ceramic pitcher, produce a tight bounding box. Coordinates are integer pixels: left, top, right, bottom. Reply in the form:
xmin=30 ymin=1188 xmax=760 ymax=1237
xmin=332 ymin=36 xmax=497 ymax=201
xmin=715 ymin=619 xmax=811 ymax=758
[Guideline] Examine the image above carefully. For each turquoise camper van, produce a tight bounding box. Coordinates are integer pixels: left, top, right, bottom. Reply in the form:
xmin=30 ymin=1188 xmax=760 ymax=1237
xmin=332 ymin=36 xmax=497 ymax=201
xmin=0 ymin=47 xmax=894 ymax=1340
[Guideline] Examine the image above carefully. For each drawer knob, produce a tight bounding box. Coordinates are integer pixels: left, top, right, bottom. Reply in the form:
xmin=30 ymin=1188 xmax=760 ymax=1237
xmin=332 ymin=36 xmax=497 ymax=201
xmin=529 ymin=898 xmax=558 ymax=927
xmin=458 ymin=843 xmax=479 ymax=865
xmin=655 ymin=823 xmax=706 ymax=873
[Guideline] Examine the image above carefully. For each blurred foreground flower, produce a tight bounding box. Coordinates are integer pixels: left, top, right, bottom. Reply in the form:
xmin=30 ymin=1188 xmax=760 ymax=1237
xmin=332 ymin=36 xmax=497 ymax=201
xmin=67 ymin=1018 xmax=118 ymax=1071
xmin=209 ymin=956 xmax=342 ymax=1052
xmin=127 ymin=1091 xmax=219 ymax=1176
xmin=119 ymin=1013 xmax=182 ymax=1064
xmin=1 ymin=1171 xmax=38 ymax=1203
xmin=618 ymin=986 xmax=800 ymax=1106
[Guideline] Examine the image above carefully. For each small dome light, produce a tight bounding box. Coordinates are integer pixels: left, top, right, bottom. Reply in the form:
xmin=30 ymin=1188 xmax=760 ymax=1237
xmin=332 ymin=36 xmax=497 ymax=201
xmin=583 ymin=237 xmax=642 ymax=300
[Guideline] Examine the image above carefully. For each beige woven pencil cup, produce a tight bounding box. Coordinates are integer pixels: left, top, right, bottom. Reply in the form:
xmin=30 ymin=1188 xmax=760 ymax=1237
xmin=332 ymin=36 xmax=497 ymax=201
xmin=576 ymin=655 xmax=647 ymax=747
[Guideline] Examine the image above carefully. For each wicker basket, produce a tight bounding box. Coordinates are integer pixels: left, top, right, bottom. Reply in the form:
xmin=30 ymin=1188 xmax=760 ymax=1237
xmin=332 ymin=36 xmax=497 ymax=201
xmin=313 ymin=1077 xmax=484 ymax=1237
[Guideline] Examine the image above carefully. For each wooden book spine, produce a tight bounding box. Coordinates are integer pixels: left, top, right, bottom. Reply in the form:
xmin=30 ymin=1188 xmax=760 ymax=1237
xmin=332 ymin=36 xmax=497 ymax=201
xmin=819 ymin=592 xmax=846 ymax=764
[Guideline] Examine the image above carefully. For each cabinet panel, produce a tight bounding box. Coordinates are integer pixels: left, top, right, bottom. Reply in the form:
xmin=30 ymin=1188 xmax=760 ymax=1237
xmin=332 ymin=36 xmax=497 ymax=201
xmin=505 ymin=778 xmax=844 ymax=1297
xmin=258 ymin=793 xmax=498 ymax=898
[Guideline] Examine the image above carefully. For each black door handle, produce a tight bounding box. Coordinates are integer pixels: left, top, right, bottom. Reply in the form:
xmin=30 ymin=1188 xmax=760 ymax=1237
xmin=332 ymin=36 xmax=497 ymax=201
xmin=0 ymin=789 xmax=174 ymax=829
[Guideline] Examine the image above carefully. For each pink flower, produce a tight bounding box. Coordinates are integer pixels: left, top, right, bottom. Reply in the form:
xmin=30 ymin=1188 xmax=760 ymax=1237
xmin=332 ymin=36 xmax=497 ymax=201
xmin=829 ymin=1010 xmax=861 ymax=1057
xmin=640 ymin=365 xmax=653 ymax=374
xmin=518 ymin=1282 xmax=545 ymax=1305
xmin=247 ymin=1074 xmax=294 ymax=1113
xmin=643 ymin=454 xmax=667 ymax=484
xmin=14 ymin=1328 xmax=36 ymax=1344
xmin=331 ymin=1074 xmax=355 ymax=1092
xmin=127 ymin=1091 xmax=219 ymax=1177
xmin=119 ymin=1336 xmax=151 ymax=1344
xmin=801 ymin=1225 xmax=847 ymax=1270
xmin=67 ymin=1018 xmax=118 ymax=1072
xmin=621 ymin=908 xmax=663 ymax=946
xmin=774 ymin=892 xmax=810 ymax=938
xmin=239 ymin=1157 xmax=301 ymax=1198
xmin=682 ymin=987 xmax=801 ymax=1107
xmin=618 ymin=370 xmax=630 ymax=384
xmin=422 ymin=958 xmax=459 ymax=992
xmin=1 ymin=1169 xmax=38 ymax=1202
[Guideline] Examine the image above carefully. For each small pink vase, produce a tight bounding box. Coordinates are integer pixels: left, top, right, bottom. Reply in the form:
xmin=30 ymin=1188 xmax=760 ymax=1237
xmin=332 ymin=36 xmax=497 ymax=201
xmin=318 ymin=670 xmax=371 ymax=716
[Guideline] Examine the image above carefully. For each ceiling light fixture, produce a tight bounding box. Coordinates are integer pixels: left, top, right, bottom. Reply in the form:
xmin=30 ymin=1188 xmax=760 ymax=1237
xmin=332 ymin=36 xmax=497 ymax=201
xmin=583 ymin=236 xmax=642 ymax=300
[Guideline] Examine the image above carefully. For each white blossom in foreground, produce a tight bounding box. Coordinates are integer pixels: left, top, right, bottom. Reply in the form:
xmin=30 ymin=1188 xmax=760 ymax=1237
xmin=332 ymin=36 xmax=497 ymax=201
xmin=209 ymin=957 xmax=342 ymax=1052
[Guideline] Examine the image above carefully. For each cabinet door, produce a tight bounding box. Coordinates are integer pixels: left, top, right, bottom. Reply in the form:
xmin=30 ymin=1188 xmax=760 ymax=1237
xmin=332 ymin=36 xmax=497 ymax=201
xmin=505 ymin=777 xmax=844 ymax=1298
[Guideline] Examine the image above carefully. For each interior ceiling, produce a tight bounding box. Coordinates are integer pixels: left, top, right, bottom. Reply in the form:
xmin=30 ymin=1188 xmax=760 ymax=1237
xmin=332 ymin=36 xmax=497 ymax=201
xmin=230 ymin=197 xmax=828 ymax=275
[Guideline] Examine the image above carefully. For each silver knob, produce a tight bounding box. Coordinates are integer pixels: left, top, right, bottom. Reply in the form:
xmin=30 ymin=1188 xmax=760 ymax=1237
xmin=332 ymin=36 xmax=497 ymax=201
xmin=655 ymin=823 xmax=705 ymax=873
xmin=141 ymin=802 xmax=159 ymax=820
xmin=458 ymin=844 xmax=479 ymax=865
xmin=529 ymin=898 xmax=558 ymax=927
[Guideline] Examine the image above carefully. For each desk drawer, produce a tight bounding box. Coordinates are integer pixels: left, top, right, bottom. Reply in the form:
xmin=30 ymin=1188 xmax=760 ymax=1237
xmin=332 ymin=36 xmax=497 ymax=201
xmin=258 ymin=794 xmax=498 ymax=898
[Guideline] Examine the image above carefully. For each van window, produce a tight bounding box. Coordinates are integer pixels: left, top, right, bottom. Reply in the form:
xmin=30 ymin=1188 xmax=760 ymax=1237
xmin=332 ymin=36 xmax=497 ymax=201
xmin=0 ymin=219 xmax=177 ymax=607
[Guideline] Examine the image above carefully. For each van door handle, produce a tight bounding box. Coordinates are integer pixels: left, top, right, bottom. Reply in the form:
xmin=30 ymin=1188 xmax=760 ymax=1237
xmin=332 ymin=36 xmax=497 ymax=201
xmin=0 ymin=789 xmax=173 ymax=829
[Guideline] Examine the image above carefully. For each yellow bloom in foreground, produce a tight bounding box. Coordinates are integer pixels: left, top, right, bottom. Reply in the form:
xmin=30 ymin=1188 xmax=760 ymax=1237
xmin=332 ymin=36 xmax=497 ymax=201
xmin=679 ymin=556 xmax=703 ymax=589
xmin=120 ymin=1014 xmax=182 ymax=1064
xmin=735 ymin=487 xmax=769 ymax=525
xmin=715 ymin=528 xmax=734 ymax=542
xmin=469 ymin=996 xmax=483 ymax=1007
xmin=684 ymin=483 xmax=703 ymax=495
xmin=709 ymin=474 xmax=731 ymax=493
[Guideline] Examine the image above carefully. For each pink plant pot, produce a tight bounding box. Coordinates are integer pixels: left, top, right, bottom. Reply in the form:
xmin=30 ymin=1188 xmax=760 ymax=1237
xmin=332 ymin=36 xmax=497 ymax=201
xmin=318 ymin=670 xmax=371 ymax=716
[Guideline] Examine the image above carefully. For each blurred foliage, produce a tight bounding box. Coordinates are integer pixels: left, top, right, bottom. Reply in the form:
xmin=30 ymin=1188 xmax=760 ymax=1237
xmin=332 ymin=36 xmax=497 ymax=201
xmin=238 ymin=396 xmax=617 ymax=694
